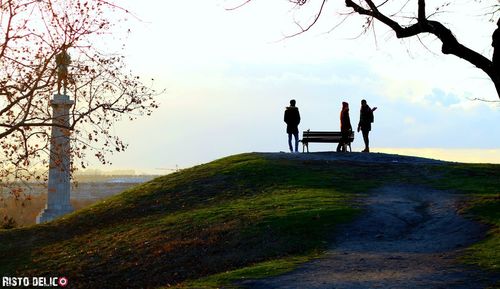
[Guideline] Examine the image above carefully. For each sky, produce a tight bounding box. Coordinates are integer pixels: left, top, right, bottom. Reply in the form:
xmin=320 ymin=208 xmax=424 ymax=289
xmin=89 ymin=0 xmax=500 ymax=173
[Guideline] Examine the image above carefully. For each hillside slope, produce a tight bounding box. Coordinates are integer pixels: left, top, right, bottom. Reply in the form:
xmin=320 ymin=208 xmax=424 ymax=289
xmin=0 ymin=152 xmax=498 ymax=289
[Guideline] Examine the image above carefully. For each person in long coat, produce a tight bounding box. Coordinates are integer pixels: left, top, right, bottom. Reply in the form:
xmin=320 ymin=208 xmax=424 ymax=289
xmin=337 ymin=101 xmax=352 ymax=152
xmin=284 ymin=99 xmax=301 ymax=153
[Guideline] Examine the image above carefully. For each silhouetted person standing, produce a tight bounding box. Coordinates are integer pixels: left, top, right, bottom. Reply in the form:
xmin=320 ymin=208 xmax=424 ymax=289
xmin=284 ymin=99 xmax=301 ymax=153
xmin=336 ymin=102 xmax=352 ymax=152
xmin=492 ymin=19 xmax=500 ymax=71
xmin=357 ymin=99 xmax=377 ymax=153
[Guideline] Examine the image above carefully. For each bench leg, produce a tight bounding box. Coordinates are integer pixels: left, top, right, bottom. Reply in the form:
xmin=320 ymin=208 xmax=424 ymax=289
xmin=303 ymin=142 xmax=309 ymax=153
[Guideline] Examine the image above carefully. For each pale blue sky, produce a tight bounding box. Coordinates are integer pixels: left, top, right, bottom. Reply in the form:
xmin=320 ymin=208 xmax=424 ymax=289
xmin=91 ymin=1 xmax=499 ymax=172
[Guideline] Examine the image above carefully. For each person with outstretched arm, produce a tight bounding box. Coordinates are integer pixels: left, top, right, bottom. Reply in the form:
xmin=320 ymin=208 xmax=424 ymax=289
xmin=357 ymin=99 xmax=377 ymax=153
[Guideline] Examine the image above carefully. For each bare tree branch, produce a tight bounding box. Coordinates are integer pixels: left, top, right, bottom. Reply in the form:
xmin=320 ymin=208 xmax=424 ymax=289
xmin=418 ymin=0 xmax=426 ymax=21
xmin=344 ymin=0 xmax=500 ymax=99
xmin=225 ymin=0 xmax=253 ymax=11
xmin=285 ymin=0 xmax=327 ymax=38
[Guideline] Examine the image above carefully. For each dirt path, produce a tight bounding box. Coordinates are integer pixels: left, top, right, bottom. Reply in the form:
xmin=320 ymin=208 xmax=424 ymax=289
xmin=240 ymin=185 xmax=498 ymax=289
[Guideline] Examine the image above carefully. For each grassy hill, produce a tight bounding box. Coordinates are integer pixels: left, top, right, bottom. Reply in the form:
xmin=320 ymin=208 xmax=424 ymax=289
xmin=0 ymin=152 xmax=498 ymax=288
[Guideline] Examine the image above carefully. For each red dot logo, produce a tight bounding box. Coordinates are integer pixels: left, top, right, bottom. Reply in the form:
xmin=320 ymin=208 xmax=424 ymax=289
xmin=58 ymin=277 xmax=68 ymax=287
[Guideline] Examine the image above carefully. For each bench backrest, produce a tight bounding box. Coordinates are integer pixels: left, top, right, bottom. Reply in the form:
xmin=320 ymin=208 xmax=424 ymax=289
xmin=302 ymin=131 xmax=354 ymax=143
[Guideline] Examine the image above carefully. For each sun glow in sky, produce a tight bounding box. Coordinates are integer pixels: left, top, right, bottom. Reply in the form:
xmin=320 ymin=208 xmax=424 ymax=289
xmin=90 ymin=0 xmax=499 ymax=172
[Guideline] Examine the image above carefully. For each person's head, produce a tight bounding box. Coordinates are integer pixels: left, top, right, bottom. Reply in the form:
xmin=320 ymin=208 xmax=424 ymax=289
xmin=290 ymin=99 xmax=296 ymax=107
xmin=497 ymin=18 xmax=500 ymax=27
xmin=342 ymin=101 xmax=349 ymax=110
xmin=361 ymin=99 xmax=367 ymax=106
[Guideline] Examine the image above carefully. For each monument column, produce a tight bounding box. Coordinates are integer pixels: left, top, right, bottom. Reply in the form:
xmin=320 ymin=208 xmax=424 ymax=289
xmin=37 ymin=94 xmax=74 ymax=223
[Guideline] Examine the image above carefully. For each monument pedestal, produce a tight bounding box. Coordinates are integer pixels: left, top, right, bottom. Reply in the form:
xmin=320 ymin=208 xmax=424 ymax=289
xmin=37 ymin=94 xmax=74 ymax=223
xmin=36 ymin=207 xmax=74 ymax=224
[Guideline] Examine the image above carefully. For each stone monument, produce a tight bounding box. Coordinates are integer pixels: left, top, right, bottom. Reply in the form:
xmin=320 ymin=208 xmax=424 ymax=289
xmin=37 ymin=47 xmax=74 ymax=223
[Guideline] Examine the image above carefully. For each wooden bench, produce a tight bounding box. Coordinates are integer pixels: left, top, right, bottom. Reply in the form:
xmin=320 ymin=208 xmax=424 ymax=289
xmin=300 ymin=130 xmax=354 ymax=153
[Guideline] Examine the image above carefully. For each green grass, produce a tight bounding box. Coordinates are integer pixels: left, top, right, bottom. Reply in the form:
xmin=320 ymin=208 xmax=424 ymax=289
xmin=460 ymin=196 xmax=500 ymax=271
xmin=0 ymin=153 xmax=498 ymax=288
xmin=170 ymin=254 xmax=320 ymax=289
xmin=431 ymin=164 xmax=500 ymax=272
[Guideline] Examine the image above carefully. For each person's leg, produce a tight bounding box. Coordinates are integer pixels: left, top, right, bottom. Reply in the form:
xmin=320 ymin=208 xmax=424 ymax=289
xmin=337 ymin=132 xmax=345 ymax=152
xmin=288 ymin=133 xmax=293 ymax=152
xmin=342 ymin=131 xmax=349 ymax=152
xmin=293 ymin=132 xmax=299 ymax=152
xmin=336 ymin=142 xmax=342 ymax=152
xmin=362 ymin=129 xmax=370 ymax=152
